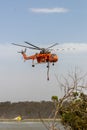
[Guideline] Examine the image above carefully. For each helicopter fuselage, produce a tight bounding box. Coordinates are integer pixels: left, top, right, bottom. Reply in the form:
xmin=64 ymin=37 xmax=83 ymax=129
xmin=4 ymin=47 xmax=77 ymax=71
xmin=21 ymin=52 xmax=58 ymax=64
xmin=36 ymin=53 xmax=58 ymax=63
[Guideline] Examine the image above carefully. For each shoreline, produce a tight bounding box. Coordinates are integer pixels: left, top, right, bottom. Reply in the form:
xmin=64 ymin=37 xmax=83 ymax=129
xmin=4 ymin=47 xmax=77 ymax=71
xmin=0 ymin=118 xmax=61 ymax=122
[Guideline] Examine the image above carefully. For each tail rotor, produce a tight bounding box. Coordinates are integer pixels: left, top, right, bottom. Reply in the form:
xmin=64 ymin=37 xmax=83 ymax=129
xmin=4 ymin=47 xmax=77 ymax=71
xmin=17 ymin=48 xmax=27 ymax=54
xmin=17 ymin=48 xmax=27 ymax=62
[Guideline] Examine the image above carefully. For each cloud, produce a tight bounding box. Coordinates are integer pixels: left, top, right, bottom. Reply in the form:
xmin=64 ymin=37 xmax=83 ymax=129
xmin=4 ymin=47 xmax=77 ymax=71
xmin=30 ymin=7 xmax=69 ymax=13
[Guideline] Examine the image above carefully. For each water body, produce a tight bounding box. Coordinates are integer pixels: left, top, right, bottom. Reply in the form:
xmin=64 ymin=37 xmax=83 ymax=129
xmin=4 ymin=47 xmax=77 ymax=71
xmin=0 ymin=122 xmax=65 ymax=130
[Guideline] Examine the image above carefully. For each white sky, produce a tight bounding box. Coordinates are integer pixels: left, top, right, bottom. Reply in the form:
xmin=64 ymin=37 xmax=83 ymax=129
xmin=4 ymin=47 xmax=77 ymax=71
xmin=0 ymin=0 xmax=87 ymax=102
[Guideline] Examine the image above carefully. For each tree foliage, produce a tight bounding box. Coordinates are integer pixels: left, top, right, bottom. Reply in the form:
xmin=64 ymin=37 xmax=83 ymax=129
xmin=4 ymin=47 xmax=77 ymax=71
xmin=45 ymin=69 xmax=87 ymax=130
xmin=60 ymin=93 xmax=87 ymax=130
xmin=56 ymin=69 xmax=87 ymax=130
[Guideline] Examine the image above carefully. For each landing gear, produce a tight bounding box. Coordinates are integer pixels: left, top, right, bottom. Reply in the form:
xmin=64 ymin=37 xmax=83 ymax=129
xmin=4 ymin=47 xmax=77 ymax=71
xmin=32 ymin=65 xmax=35 ymax=67
xmin=52 ymin=62 xmax=54 ymax=66
xmin=47 ymin=65 xmax=49 ymax=68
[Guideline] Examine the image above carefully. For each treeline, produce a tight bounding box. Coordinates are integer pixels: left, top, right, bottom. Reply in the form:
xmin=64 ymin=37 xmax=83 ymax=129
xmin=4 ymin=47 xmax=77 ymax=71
xmin=0 ymin=101 xmax=54 ymax=119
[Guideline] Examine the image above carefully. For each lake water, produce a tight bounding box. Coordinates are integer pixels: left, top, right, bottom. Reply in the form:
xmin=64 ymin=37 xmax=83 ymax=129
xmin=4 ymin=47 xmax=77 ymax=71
xmin=0 ymin=122 xmax=65 ymax=130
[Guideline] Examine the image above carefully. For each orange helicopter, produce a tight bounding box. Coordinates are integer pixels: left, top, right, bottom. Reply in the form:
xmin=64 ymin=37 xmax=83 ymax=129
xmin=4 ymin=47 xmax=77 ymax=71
xmin=12 ymin=41 xmax=58 ymax=80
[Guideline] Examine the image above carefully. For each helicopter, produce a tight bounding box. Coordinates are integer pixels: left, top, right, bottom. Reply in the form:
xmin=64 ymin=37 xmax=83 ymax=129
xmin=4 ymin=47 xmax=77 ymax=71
xmin=12 ymin=41 xmax=59 ymax=80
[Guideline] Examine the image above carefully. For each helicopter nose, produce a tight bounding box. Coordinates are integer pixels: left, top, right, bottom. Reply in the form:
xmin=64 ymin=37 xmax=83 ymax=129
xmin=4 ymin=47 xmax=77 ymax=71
xmin=54 ymin=56 xmax=58 ymax=62
xmin=49 ymin=54 xmax=58 ymax=62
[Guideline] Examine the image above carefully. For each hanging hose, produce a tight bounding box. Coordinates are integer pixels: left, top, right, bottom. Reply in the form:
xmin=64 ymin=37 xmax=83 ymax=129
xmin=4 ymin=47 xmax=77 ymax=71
xmin=47 ymin=62 xmax=50 ymax=80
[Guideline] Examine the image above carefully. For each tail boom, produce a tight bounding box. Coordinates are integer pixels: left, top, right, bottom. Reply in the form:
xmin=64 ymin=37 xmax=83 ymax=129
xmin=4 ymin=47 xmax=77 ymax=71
xmin=21 ymin=52 xmax=36 ymax=60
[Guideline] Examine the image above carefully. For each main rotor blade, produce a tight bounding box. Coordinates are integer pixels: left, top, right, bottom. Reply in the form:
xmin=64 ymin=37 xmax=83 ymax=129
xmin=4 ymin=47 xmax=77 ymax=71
xmin=24 ymin=41 xmax=42 ymax=50
xmin=46 ymin=43 xmax=59 ymax=49
xmin=12 ymin=43 xmax=39 ymax=50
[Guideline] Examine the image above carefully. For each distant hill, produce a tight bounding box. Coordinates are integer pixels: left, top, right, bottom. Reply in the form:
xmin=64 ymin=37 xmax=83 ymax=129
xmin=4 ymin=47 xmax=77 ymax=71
xmin=0 ymin=101 xmax=54 ymax=119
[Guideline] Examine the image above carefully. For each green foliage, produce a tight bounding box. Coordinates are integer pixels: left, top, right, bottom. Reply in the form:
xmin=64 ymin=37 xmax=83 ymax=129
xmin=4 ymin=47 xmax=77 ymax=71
xmin=60 ymin=93 xmax=87 ymax=130
xmin=51 ymin=96 xmax=58 ymax=102
xmin=73 ymin=92 xmax=78 ymax=98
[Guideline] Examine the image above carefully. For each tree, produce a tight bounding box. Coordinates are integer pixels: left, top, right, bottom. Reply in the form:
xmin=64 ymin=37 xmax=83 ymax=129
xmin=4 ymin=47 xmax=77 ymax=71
xmin=42 ymin=68 xmax=87 ymax=130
